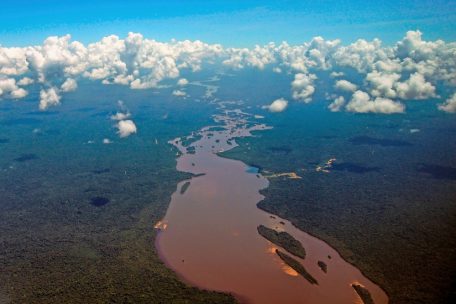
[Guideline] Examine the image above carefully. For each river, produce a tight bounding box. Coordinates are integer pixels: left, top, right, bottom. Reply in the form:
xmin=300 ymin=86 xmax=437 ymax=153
xmin=155 ymin=102 xmax=388 ymax=304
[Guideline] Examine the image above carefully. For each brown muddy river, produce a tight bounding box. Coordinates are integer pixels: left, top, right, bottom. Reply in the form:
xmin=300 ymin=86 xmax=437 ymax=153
xmin=155 ymin=103 xmax=388 ymax=304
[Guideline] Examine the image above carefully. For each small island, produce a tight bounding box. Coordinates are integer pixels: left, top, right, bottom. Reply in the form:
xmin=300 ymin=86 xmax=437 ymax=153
xmin=180 ymin=181 xmax=191 ymax=194
xmin=352 ymin=284 xmax=375 ymax=304
xmin=257 ymin=225 xmax=306 ymax=259
xmin=276 ymin=250 xmax=318 ymax=285
xmin=317 ymin=260 xmax=327 ymax=273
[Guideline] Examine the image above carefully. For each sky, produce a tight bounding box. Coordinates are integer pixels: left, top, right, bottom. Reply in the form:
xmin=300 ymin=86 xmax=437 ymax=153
xmin=1 ymin=0 xmax=455 ymax=47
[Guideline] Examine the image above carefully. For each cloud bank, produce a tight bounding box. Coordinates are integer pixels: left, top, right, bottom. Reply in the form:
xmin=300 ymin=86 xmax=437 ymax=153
xmin=0 ymin=30 xmax=455 ymax=114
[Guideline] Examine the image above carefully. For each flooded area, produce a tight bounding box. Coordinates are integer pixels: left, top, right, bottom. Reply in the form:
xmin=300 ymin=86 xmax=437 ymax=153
xmin=155 ymin=102 xmax=388 ymax=304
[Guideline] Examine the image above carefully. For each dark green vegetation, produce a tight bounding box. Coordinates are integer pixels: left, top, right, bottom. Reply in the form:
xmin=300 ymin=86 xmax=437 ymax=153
xmin=0 ymin=117 xmax=42 ymax=126
xmin=0 ymin=82 xmax=235 ymax=304
xmin=206 ymin=126 xmax=226 ymax=132
xmin=91 ymin=168 xmax=111 ymax=174
xmin=275 ymin=250 xmax=318 ymax=285
xmin=192 ymin=173 xmax=206 ymax=178
xmin=349 ymin=136 xmax=412 ymax=147
xmin=417 ymin=164 xmax=456 ymax=180
xmin=317 ymin=261 xmax=327 ymax=273
xmin=13 ymin=153 xmax=39 ymax=162
xmin=220 ymin=69 xmax=456 ymax=304
xmin=186 ymin=146 xmax=196 ymax=154
xmin=257 ymin=225 xmax=306 ymax=259
xmin=352 ymin=284 xmax=375 ymax=304
xmin=180 ymin=181 xmax=191 ymax=195
xmin=330 ymin=162 xmax=380 ymax=174
xmin=180 ymin=134 xmax=203 ymax=147
xmin=90 ymin=196 xmax=110 ymax=207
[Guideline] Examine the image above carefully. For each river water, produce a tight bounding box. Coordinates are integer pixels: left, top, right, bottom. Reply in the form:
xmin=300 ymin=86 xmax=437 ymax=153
xmin=155 ymin=104 xmax=388 ymax=304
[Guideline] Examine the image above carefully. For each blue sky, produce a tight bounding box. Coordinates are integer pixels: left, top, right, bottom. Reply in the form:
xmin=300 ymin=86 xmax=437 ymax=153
xmin=0 ymin=0 xmax=455 ymax=46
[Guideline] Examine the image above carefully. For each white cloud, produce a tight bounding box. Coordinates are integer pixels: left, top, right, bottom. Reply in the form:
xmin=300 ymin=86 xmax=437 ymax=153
xmin=111 ymin=112 xmax=131 ymax=121
xmin=272 ymin=67 xmax=282 ymax=73
xmin=0 ymin=78 xmax=19 ymax=97
xmin=0 ymin=31 xmax=455 ymax=114
xmin=0 ymin=78 xmax=16 ymax=94
xmin=60 ymin=78 xmax=78 ymax=92
xmin=0 ymin=47 xmax=28 ymax=75
xmin=17 ymin=77 xmax=34 ymax=86
xmin=334 ymin=79 xmax=357 ymax=92
xmin=346 ymin=90 xmax=405 ymax=114
xmin=395 ymin=30 xmax=439 ymax=61
xmin=332 ymin=38 xmax=386 ymax=73
xmin=103 ymin=138 xmax=113 ymax=144
xmin=438 ymin=93 xmax=456 ymax=113
xmin=263 ymin=98 xmax=288 ymax=112
xmin=116 ymin=119 xmax=137 ymax=138
xmin=395 ymin=72 xmax=436 ymax=100
xmin=177 ymin=78 xmax=189 ymax=86
xmin=11 ymin=88 xmax=28 ymax=99
xmin=172 ymin=89 xmax=187 ymax=97
xmin=366 ymin=71 xmax=401 ymax=98
xmin=223 ymin=43 xmax=276 ymax=69
xmin=291 ymin=73 xmax=316 ymax=103
xmin=328 ymin=96 xmax=345 ymax=112
xmin=374 ymin=59 xmax=402 ymax=73
xmin=39 ymin=87 xmax=61 ymax=110
xmin=0 ymin=77 xmax=27 ymax=98
xmin=0 ymin=33 xmax=224 ymax=108
xmin=330 ymin=71 xmax=344 ymax=78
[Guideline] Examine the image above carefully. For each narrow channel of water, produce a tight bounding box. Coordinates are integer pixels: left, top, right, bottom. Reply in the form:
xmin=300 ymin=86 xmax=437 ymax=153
xmin=155 ymin=104 xmax=388 ymax=304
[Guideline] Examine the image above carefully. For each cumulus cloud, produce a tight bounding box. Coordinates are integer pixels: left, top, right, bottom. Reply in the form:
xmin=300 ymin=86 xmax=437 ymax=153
xmin=111 ymin=100 xmax=137 ymax=137
xmin=0 ymin=77 xmax=27 ymax=99
xmin=11 ymin=88 xmax=28 ymax=99
xmin=60 ymin=78 xmax=78 ymax=92
xmin=291 ymin=73 xmax=316 ymax=103
xmin=177 ymin=78 xmax=189 ymax=86
xmin=395 ymin=30 xmax=440 ymax=61
xmin=116 ymin=120 xmax=137 ymax=138
xmin=0 ymin=47 xmax=28 ymax=75
xmin=334 ymin=79 xmax=357 ymax=92
xmin=330 ymin=71 xmax=344 ymax=78
xmin=328 ymin=96 xmax=345 ymax=112
xmin=263 ymin=98 xmax=288 ymax=112
xmin=395 ymin=72 xmax=436 ymax=100
xmin=0 ymin=78 xmax=16 ymax=94
xmin=438 ymin=93 xmax=456 ymax=113
xmin=172 ymin=89 xmax=187 ymax=97
xmin=39 ymin=87 xmax=61 ymax=110
xmin=17 ymin=77 xmax=34 ymax=86
xmin=223 ymin=43 xmax=276 ymax=69
xmin=332 ymin=38 xmax=386 ymax=73
xmin=346 ymin=90 xmax=405 ymax=114
xmin=366 ymin=71 xmax=401 ymax=98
